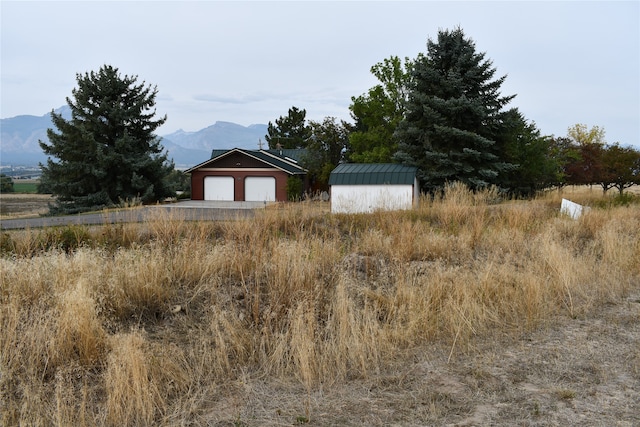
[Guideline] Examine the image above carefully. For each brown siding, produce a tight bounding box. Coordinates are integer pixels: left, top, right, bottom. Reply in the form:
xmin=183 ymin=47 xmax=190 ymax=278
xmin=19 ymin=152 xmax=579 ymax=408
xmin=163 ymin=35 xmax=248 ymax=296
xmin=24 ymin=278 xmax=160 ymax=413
xmin=189 ymin=150 xmax=306 ymax=202
xmin=190 ymin=169 xmax=290 ymax=201
xmin=213 ymin=152 xmax=266 ymax=168
xmin=190 ymin=170 xmax=206 ymax=200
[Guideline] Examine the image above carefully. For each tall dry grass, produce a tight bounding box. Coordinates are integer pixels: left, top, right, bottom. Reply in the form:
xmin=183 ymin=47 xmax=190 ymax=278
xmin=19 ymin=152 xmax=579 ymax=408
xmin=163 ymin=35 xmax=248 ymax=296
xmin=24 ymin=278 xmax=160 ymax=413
xmin=1 ymin=185 xmax=638 ymax=425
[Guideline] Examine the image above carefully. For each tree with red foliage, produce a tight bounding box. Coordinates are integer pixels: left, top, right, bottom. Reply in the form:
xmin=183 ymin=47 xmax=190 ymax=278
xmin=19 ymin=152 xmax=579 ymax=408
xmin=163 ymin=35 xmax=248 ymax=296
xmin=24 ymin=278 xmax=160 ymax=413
xmin=599 ymin=143 xmax=640 ymax=195
xmin=564 ymin=142 xmax=605 ymax=187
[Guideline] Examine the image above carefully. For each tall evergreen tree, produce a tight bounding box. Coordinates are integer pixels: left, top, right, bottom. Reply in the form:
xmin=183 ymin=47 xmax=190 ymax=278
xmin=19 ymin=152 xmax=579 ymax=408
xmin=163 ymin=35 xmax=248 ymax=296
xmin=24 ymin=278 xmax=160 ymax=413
xmin=265 ymin=106 xmax=312 ymax=149
xmin=395 ymin=28 xmax=516 ymax=192
xmin=39 ymin=65 xmax=174 ymax=214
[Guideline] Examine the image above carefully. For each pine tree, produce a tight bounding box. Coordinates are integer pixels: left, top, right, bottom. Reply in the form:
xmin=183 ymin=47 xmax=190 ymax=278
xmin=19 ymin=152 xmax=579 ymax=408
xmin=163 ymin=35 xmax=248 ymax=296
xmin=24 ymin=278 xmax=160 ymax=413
xmin=395 ymin=28 xmax=516 ymax=193
xmin=39 ymin=65 xmax=175 ymax=213
xmin=265 ymin=106 xmax=312 ymax=149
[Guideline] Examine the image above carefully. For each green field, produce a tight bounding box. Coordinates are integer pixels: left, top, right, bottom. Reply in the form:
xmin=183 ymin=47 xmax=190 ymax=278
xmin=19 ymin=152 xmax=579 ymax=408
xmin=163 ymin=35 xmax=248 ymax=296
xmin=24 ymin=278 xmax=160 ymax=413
xmin=12 ymin=181 xmax=39 ymax=193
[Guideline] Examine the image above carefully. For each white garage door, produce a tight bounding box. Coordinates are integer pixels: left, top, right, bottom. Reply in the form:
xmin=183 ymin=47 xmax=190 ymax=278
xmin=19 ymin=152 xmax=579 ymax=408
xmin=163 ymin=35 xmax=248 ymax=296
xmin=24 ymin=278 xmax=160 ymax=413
xmin=245 ymin=177 xmax=276 ymax=201
xmin=204 ymin=176 xmax=234 ymax=201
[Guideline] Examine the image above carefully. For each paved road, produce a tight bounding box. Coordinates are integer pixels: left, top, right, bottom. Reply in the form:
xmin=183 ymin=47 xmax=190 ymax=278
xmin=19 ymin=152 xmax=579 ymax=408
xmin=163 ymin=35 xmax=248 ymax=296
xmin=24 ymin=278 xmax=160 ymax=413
xmin=0 ymin=201 xmax=265 ymax=230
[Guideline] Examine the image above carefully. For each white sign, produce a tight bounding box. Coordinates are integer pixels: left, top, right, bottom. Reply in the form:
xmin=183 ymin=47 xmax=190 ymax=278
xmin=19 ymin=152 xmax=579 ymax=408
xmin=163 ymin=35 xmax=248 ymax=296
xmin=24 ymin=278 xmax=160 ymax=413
xmin=561 ymin=198 xmax=590 ymax=219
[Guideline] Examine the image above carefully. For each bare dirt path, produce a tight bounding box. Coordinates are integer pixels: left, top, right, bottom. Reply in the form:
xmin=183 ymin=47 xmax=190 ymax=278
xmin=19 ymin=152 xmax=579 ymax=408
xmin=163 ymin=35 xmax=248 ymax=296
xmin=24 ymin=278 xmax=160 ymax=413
xmin=206 ymin=288 xmax=640 ymax=426
xmin=422 ymin=288 xmax=640 ymax=427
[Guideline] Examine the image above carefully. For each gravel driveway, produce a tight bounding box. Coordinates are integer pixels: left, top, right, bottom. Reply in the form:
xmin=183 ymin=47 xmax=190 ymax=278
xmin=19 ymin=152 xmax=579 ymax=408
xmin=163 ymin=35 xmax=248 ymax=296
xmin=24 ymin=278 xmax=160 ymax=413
xmin=0 ymin=201 xmax=264 ymax=230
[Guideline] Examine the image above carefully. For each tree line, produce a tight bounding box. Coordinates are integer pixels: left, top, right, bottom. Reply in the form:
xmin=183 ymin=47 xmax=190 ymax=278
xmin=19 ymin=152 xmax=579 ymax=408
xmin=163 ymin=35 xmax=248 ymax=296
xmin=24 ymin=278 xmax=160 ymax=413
xmin=38 ymin=28 xmax=639 ymax=213
xmin=266 ymin=28 xmax=640 ymax=197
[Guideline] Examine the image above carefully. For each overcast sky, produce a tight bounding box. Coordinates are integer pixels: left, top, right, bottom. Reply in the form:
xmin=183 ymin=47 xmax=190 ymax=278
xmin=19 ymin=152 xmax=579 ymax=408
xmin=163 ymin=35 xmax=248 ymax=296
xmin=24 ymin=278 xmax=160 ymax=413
xmin=1 ymin=1 xmax=638 ymax=148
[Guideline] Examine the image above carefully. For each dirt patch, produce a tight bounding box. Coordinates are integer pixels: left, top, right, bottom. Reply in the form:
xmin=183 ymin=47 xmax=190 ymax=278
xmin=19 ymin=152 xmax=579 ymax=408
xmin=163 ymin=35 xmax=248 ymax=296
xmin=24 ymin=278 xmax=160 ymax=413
xmin=427 ymin=289 xmax=640 ymax=427
xmin=206 ymin=288 xmax=640 ymax=426
xmin=0 ymin=193 xmax=53 ymax=219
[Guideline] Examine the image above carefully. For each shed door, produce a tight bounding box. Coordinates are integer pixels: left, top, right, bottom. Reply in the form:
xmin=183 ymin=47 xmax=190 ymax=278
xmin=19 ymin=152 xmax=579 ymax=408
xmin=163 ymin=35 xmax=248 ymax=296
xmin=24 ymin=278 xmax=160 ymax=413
xmin=245 ymin=177 xmax=276 ymax=201
xmin=204 ymin=176 xmax=234 ymax=201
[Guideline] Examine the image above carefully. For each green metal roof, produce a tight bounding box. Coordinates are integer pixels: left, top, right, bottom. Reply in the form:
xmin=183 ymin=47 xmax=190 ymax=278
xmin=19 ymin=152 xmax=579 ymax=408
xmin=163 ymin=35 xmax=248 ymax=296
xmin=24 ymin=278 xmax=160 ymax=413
xmin=328 ymin=163 xmax=417 ymax=186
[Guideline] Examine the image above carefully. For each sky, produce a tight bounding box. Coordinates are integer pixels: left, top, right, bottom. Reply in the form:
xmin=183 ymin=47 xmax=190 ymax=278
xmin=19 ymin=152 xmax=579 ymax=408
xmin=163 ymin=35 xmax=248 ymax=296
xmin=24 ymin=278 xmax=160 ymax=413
xmin=1 ymin=1 xmax=639 ymax=148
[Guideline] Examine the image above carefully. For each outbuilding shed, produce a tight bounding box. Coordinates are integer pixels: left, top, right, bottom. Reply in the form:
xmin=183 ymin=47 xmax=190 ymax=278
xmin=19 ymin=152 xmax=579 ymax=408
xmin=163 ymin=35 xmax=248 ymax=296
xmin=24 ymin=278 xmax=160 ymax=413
xmin=328 ymin=163 xmax=419 ymax=213
xmin=185 ymin=148 xmax=307 ymax=202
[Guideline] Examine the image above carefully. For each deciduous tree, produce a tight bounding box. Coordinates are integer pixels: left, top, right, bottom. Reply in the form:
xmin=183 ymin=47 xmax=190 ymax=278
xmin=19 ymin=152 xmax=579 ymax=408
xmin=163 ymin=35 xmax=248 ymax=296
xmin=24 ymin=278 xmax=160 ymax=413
xmin=599 ymin=143 xmax=640 ymax=194
xmin=563 ymin=124 xmax=607 ymax=188
xmin=349 ymin=56 xmax=415 ymax=163
xmin=548 ymin=136 xmax=580 ymax=188
xmin=567 ymin=123 xmax=606 ymax=146
xmin=495 ymin=109 xmax=559 ymax=196
xmin=303 ymin=117 xmax=351 ymax=189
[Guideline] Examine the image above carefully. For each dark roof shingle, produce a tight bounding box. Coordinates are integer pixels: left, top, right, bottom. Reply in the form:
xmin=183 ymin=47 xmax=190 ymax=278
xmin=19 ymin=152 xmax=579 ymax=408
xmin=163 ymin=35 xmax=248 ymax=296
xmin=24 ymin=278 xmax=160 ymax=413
xmin=185 ymin=148 xmax=307 ymax=174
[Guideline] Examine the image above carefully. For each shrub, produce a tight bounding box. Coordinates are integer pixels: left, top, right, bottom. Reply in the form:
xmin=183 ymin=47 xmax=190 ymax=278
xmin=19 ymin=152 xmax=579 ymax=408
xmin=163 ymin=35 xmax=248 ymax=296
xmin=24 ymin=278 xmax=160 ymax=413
xmin=39 ymin=225 xmax=93 ymax=253
xmin=0 ymin=232 xmax=14 ymax=254
xmin=0 ymin=173 xmax=15 ymax=193
xmin=286 ymin=176 xmax=304 ymax=201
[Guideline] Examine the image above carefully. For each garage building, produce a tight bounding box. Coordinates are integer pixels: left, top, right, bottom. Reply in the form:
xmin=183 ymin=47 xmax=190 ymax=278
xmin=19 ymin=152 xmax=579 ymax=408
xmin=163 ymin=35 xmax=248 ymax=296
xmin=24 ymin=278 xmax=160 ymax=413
xmin=185 ymin=148 xmax=307 ymax=202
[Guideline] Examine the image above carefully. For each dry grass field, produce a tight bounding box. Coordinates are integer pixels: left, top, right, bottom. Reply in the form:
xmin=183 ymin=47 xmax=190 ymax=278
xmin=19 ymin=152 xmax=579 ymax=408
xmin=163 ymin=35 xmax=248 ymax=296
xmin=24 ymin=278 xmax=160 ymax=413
xmin=1 ymin=184 xmax=639 ymax=426
xmin=0 ymin=193 xmax=53 ymax=219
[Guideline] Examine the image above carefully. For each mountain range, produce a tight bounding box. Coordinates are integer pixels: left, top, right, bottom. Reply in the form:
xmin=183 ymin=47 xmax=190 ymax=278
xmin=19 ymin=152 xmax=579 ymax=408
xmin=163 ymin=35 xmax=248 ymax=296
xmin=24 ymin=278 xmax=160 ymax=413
xmin=0 ymin=106 xmax=268 ymax=168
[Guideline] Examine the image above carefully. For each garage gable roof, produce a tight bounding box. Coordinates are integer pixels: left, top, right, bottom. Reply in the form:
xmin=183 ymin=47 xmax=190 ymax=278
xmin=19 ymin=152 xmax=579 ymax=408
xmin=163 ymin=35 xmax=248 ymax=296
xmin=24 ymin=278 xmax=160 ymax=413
xmin=329 ymin=163 xmax=417 ymax=186
xmin=185 ymin=148 xmax=307 ymax=174
xmin=248 ymin=150 xmax=307 ymax=174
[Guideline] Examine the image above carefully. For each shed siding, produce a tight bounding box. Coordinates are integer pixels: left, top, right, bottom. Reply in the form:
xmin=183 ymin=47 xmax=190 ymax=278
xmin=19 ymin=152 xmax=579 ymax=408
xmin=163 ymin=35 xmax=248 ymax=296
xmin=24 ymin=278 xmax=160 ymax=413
xmin=331 ymin=184 xmax=415 ymax=213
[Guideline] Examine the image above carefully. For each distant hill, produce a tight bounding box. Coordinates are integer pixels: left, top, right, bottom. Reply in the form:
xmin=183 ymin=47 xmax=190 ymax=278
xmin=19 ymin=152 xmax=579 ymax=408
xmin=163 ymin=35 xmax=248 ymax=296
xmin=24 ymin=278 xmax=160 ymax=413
xmin=161 ymin=122 xmax=268 ymax=167
xmin=0 ymin=107 xmax=268 ymax=168
xmin=0 ymin=106 xmax=71 ymax=165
